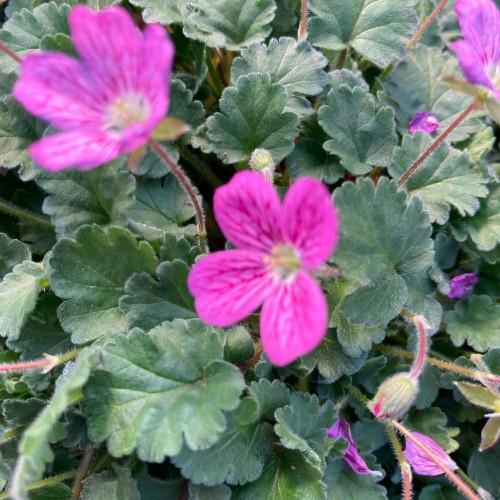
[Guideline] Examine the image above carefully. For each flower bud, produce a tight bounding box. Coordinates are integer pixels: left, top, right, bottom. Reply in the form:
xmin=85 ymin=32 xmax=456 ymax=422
xmin=249 ymin=148 xmax=274 ymax=172
xmin=368 ymin=372 xmax=419 ymax=419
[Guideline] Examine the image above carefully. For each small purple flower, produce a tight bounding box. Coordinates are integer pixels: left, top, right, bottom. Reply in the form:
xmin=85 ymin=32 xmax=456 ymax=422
xmin=327 ymin=418 xmax=383 ymax=478
xmin=450 ymin=0 xmax=500 ymax=98
xmin=404 ymin=431 xmax=458 ymax=476
xmin=447 ymin=272 xmax=478 ymax=299
xmin=408 ymin=112 xmax=440 ymax=135
xmin=13 ymin=6 xmax=174 ymax=171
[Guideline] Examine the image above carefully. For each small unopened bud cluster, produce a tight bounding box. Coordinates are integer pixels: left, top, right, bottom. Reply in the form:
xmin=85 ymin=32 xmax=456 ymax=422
xmin=249 ymin=148 xmax=275 ymax=183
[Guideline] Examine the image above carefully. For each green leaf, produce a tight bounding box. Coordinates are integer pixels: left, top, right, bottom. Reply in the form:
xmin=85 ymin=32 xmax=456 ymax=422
xmin=445 ymin=295 xmax=500 ymax=352
xmin=275 ymin=392 xmax=335 ymax=467
xmin=207 ymin=73 xmax=299 ymax=165
xmin=219 ymin=326 xmax=255 ymax=365
xmin=307 ymin=0 xmax=418 ymax=67
xmin=50 ymin=225 xmax=158 ymax=344
xmin=125 ymin=176 xmax=195 ymax=240
xmin=129 ymin=0 xmax=189 ymax=24
xmin=270 ymin=0 xmax=297 ymax=38
xmin=0 ymin=2 xmax=70 ymax=73
xmin=381 ymin=45 xmax=480 ymax=140
xmin=82 ymin=320 xmax=245 ymax=461
xmin=288 ymin=138 xmax=344 ymax=184
xmin=231 ymin=37 xmax=328 ymax=97
xmin=0 ymin=233 xmax=30 ymax=280
xmin=232 ymin=449 xmax=326 ymax=500
xmin=248 ymin=379 xmax=291 ymax=421
xmin=11 ymin=348 xmax=99 ymax=500
xmin=119 ymin=259 xmax=196 ymax=331
xmin=172 ymin=410 xmax=275 ymax=486
xmin=189 ymin=484 xmax=232 ymax=500
xmin=318 ymin=83 xmax=397 ymax=175
xmin=184 ymin=0 xmax=277 ymax=50
xmin=5 ymin=0 xmax=36 ymax=18
xmin=0 ymin=262 xmax=44 ymax=340
xmin=414 ymin=365 xmax=441 ymax=410
xmin=133 ymin=142 xmax=180 ymax=178
xmin=324 ymin=456 xmax=386 ymax=500
xmin=37 ymin=160 xmax=135 ymax=238
xmin=28 ymin=483 xmax=72 ymax=499
xmin=333 ymin=178 xmax=434 ymax=325
xmin=0 ymin=96 xmax=44 ymax=171
xmin=389 ymin=133 xmax=489 ymax=224
xmin=40 ymin=33 xmax=76 ymax=56
xmin=468 ymin=446 xmax=500 ymax=498
xmin=450 ymin=184 xmax=500 ymax=252
xmin=2 ymin=398 xmax=45 ymax=427
xmin=419 ymin=484 xmax=463 ymax=500
xmin=455 ymin=382 xmax=500 ymax=411
xmin=81 ymin=465 xmax=140 ymax=500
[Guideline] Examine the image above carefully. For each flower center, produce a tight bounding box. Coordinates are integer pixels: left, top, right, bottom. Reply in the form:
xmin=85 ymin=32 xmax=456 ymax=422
xmin=107 ymin=95 xmax=150 ymax=130
xmin=264 ymin=245 xmax=301 ymax=280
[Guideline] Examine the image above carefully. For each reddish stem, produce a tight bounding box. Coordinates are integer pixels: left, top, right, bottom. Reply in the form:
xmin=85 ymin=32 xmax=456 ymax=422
xmin=402 ymin=464 xmax=413 ymax=500
xmin=398 ymin=103 xmax=475 ymax=187
xmin=298 ymin=0 xmax=308 ymax=41
xmin=406 ymin=0 xmax=448 ymax=51
xmin=410 ymin=317 xmax=428 ymax=379
xmin=0 ymin=41 xmax=22 ymax=64
xmin=0 ymin=358 xmax=51 ymax=373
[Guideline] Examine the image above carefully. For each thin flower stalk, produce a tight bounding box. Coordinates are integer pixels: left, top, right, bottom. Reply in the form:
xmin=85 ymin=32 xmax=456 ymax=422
xmin=406 ymin=0 xmax=448 ymax=51
xmin=298 ymin=0 xmax=308 ymax=41
xmin=0 ymin=40 xmax=21 ymax=63
xmin=410 ymin=316 xmax=429 ymax=379
xmin=386 ymin=425 xmax=413 ymax=500
xmin=0 ymin=349 xmax=80 ymax=374
xmin=0 ymin=198 xmax=55 ymax=229
xmin=71 ymin=449 xmax=94 ymax=500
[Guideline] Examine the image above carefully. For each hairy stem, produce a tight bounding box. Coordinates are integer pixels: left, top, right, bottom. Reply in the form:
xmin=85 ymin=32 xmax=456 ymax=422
xmin=386 ymin=425 xmax=412 ymax=500
xmin=178 ymin=145 xmax=222 ymax=188
xmin=406 ymin=0 xmax=448 ymax=51
xmin=0 ymin=349 xmax=80 ymax=374
xmin=298 ymin=0 xmax=308 ymax=41
xmin=347 ymin=385 xmax=370 ymax=405
xmin=0 ymin=198 xmax=55 ymax=229
xmin=334 ymin=49 xmax=348 ymax=70
xmin=392 ymin=421 xmax=480 ymax=500
xmin=149 ymin=139 xmax=207 ymax=253
xmin=398 ymin=103 xmax=475 ymax=187
xmin=71 ymin=448 xmax=94 ymax=500
xmin=410 ymin=316 xmax=428 ymax=379
xmin=0 ymin=470 xmax=79 ymax=500
xmin=0 ymin=41 xmax=22 ymax=64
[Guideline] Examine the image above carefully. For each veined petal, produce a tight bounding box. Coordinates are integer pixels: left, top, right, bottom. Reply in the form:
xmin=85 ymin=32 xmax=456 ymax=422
xmin=408 ymin=112 xmax=440 ymax=135
xmin=451 ymin=40 xmax=496 ymax=91
xmin=13 ymin=52 xmax=102 ymax=130
xmin=29 ymin=130 xmax=121 ymax=171
xmin=281 ymin=178 xmax=339 ymax=269
xmin=187 ymin=249 xmax=271 ymax=327
xmin=214 ymin=171 xmax=281 ymax=253
xmin=260 ymin=270 xmax=327 ymax=366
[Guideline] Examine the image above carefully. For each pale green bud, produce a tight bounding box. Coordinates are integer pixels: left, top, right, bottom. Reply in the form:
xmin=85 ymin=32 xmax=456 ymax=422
xmin=249 ymin=148 xmax=274 ymax=172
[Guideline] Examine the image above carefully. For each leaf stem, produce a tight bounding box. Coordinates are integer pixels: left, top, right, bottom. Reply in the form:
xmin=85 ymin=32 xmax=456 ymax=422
xmin=0 ymin=198 xmax=55 ymax=229
xmin=386 ymin=425 xmax=412 ymax=500
xmin=149 ymin=139 xmax=207 ymax=253
xmin=178 ymin=145 xmax=222 ymax=188
xmin=205 ymin=54 xmax=224 ymax=99
xmin=406 ymin=0 xmax=448 ymax=51
xmin=0 ymin=470 xmax=78 ymax=500
xmin=397 ymin=102 xmax=475 ymax=187
xmin=298 ymin=0 xmax=308 ymax=41
xmin=334 ymin=49 xmax=348 ymax=70
xmin=456 ymin=468 xmax=482 ymax=493
xmin=0 ymin=41 xmax=22 ymax=64
xmin=392 ymin=421 xmax=480 ymax=500
xmin=71 ymin=448 xmax=94 ymax=500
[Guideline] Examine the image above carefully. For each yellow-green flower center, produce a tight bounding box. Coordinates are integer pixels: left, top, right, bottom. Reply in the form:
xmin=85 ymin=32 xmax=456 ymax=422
xmin=264 ymin=245 xmax=301 ymax=280
xmin=108 ymin=95 xmax=150 ymax=130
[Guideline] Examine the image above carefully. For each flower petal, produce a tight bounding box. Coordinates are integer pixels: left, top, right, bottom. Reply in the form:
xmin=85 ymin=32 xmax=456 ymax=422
xmin=408 ymin=112 xmax=440 ymax=135
xmin=281 ymin=177 xmax=339 ymax=269
xmin=260 ymin=270 xmax=327 ymax=366
xmin=187 ymin=249 xmax=271 ymax=327
xmin=214 ymin=171 xmax=281 ymax=253
xmin=29 ymin=130 xmax=121 ymax=171
xmin=13 ymin=52 xmax=102 ymax=130
xmin=447 ymin=272 xmax=478 ymax=299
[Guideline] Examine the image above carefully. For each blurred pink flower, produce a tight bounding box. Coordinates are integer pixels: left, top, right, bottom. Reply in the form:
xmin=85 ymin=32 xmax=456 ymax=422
xmin=450 ymin=0 xmax=500 ymax=98
xmin=404 ymin=431 xmax=458 ymax=476
xmin=13 ymin=6 xmax=174 ymax=171
xmin=187 ymin=171 xmax=340 ymax=366
xmin=447 ymin=272 xmax=478 ymax=299
xmin=327 ymin=418 xmax=383 ymax=478
xmin=408 ymin=112 xmax=440 ymax=135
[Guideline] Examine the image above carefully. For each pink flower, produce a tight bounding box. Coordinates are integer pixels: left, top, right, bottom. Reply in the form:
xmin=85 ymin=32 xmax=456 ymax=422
xmin=450 ymin=0 xmax=500 ymax=98
xmin=13 ymin=6 xmax=174 ymax=171
xmin=404 ymin=432 xmax=458 ymax=476
xmin=408 ymin=112 xmax=440 ymax=135
xmin=447 ymin=272 xmax=478 ymax=299
xmin=187 ymin=171 xmax=339 ymax=366
xmin=327 ymin=418 xmax=383 ymax=478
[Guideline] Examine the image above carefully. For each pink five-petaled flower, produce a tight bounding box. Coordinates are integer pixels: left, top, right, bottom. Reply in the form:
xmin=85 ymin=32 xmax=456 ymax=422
xmin=403 ymin=431 xmax=458 ymax=476
xmin=13 ymin=6 xmax=174 ymax=171
xmin=408 ymin=112 xmax=440 ymax=135
xmin=187 ymin=171 xmax=340 ymax=366
xmin=327 ymin=418 xmax=383 ymax=478
xmin=450 ymin=0 xmax=500 ymax=99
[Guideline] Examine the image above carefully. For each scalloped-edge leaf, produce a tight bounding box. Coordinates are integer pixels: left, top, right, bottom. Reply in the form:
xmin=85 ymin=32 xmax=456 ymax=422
xmin=0 ymin=233 xmax=30 ymax=280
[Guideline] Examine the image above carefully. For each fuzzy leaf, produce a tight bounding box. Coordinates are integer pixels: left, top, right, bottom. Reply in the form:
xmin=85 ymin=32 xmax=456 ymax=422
xmin=207 ymin=73 xmax=299 ymax=165
xmin=232 ymin=449 xmax=326 ymax=500
xmin=0 ymin=233 xmax=30 ymax=280
xmin=231 ymin=37 xmax=328 ymax=97
xmin=468 ymin=446 xmax=500 ymax=498
xmin=450 ymin=184 xmax=500 ymax=252
xmin=37 ymin=160 xmax=135 ymax=238
xmin=83 ymin=320 xmax=245 ymax=461
xmin=381 ymin=45 xmax=480 ymax=140
xmin=445 ymin=295 xmax=500 ymax=352
xmin=184 ymin=0 xmax=276 ymax=50
xmin=248 ymin=379 xmax=291 ymax=421
xmin=318 ymin=85 xmax=396 ymax=175
xmin=189 ymin=484 xmax=232 ymax=500
xmin=129 ymin=0 xmax=188 ymax=25
xmin=307 ymin=0 xmax=418 ymax=67
xmin=390 ymin=133 xmax=489 ymax=224
xmin=11 ymin=348 xmax=99 ymax=500
xmin=81 ymin=465 xmax=140 ymax=500
xmin=275 ymin=393 xmax=335 ymax=466
xmin=50 ymin=225 xmax=158 ymax=344
xmin=172 ymin=410 xmax=275 ymax=486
